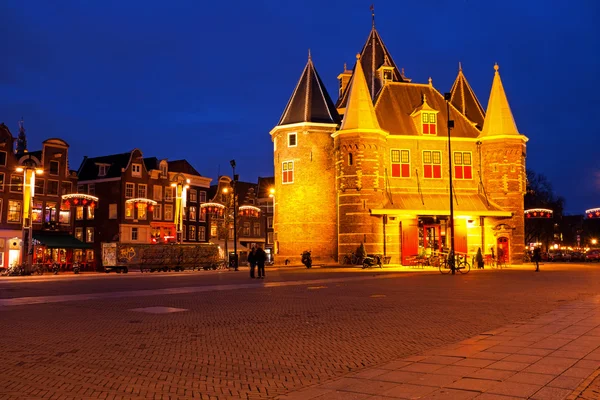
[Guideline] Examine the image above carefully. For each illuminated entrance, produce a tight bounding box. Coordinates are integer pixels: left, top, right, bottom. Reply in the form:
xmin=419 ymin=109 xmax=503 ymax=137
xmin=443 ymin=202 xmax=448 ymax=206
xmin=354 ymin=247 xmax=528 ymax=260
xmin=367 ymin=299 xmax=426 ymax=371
xmin=420 ymin=224 xmax=442 ymax=255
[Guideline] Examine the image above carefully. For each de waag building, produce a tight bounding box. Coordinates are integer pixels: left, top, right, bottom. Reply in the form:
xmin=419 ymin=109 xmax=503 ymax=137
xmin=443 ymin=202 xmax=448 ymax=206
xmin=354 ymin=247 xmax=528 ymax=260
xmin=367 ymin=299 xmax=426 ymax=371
xmin=270 ymin=24 xmax=527 ymax=266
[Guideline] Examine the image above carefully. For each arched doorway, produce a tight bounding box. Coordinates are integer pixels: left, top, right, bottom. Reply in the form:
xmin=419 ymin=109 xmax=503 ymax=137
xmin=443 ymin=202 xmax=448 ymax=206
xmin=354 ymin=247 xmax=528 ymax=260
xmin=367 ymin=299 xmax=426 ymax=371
xmin=497 ymin=237 xmax=509 ymax=263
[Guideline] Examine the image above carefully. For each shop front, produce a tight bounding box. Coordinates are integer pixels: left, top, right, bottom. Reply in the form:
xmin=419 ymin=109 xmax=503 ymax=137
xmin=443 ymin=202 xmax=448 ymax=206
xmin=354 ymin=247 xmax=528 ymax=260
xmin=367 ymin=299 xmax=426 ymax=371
xmin=150 ymin=222 xmax=177 ymax=243
xmin=372 ymin=193 xmax=513 ymax=265
xmin=32 ymin=233 xmax=93 ymax=272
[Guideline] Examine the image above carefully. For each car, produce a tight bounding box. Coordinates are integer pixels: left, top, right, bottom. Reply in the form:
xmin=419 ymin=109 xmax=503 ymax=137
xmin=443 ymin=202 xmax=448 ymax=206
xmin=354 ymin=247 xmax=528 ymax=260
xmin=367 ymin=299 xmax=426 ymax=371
xmin=585 ymin=250 xmax=600 ymax=262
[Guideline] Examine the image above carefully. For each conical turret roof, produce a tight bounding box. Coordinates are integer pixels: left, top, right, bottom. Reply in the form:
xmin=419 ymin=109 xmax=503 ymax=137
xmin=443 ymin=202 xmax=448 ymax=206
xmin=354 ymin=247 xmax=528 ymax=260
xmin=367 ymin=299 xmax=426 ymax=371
xmin=339 ymin=55 xmax=381 ymax=131
xmin=277 ymin=53 xmax=341 ymax=126
xmin=450 ymin=63 xmax=486 ymax=129
xmin=336 ymin=26 xmax=405 ymax=109
xmin=481 ymin=64 xmax=519 ymax=137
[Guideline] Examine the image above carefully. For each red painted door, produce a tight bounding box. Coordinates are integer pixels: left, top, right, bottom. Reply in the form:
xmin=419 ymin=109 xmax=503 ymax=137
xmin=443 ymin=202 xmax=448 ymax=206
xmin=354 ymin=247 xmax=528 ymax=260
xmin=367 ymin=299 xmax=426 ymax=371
xmin=497 ymin=237 xmax=509 ymax=263
xmin=454 ymin=220 xmax=468 ymax=255
xmin=402 ymin=220 xmax=419 ymax=265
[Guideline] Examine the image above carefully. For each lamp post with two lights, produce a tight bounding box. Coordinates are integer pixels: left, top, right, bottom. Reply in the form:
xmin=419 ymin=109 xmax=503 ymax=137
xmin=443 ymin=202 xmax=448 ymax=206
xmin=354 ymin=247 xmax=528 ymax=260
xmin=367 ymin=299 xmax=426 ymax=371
xmin=17 ymin=156 xmax=43 ymax=269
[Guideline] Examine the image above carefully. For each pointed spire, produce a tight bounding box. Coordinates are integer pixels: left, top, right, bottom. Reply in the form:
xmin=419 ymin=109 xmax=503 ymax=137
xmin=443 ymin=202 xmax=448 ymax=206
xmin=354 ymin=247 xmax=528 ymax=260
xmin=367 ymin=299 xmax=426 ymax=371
xmin=481 ymin=63 xmax=519 ymax=137
xmin=336 ymin=23 xmax=405 ymax=109
xmin=339 ymin=54 xmax=381 ymax=131
xmin=16 ymin=118 xmax=27 ymax=155
xmin=370 ymin=4 xmax=375 ymax=28
xmin=277 ymin=55 xmax=341 ymax=126
xmin=449 ymin=62 xmax=486 ymax=129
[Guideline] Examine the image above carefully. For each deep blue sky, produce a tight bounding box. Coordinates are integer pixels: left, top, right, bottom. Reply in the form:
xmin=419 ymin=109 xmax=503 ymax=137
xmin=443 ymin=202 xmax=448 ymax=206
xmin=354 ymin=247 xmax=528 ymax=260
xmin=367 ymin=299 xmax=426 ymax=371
xmin=1 ymin=1 xmax=598 ymax=214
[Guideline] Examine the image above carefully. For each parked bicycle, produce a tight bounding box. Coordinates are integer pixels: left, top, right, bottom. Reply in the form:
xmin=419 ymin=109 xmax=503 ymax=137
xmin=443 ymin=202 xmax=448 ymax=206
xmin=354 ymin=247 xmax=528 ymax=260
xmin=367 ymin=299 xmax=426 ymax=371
xmin=342 ymin=252 xmax=362 ymax=265
xmin=438 ymin=252 xmax=470 ymax=274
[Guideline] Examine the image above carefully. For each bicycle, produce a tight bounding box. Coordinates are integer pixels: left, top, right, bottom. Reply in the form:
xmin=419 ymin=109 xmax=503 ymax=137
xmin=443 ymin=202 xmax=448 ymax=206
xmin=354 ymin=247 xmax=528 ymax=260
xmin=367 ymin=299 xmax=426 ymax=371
xmin=439 ymin=253 xmax=470 ymax=274
xmin=342 ymin=252 xmax=361 ymax=265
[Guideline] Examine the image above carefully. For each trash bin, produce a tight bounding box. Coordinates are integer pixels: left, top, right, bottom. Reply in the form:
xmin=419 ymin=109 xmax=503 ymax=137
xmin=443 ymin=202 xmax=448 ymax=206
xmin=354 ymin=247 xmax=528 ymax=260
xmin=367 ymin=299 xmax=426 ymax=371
xmin=229 ymin=252 xmax=239 ymax=270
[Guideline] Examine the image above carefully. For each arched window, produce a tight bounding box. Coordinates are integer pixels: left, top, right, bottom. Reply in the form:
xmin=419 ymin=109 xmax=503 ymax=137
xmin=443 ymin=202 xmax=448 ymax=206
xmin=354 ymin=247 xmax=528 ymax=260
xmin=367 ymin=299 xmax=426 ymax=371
xmin=348 ymin=153 xmax=353 ymax=166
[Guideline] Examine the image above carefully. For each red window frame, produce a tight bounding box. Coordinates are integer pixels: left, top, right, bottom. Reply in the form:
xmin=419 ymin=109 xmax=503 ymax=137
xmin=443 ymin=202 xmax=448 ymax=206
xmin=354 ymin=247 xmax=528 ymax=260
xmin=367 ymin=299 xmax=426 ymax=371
xmin=454 ymin=152 xmax=472 ymax=179
xmin=422 ymin=113 xmax=437 ymax=135
xmin=391 ymin=149 xmax=410 ymax=178
xmin=423 ymin=150 xmax=442 ymax=179
xmin=282 ymin=161 xmax=294 ymax=184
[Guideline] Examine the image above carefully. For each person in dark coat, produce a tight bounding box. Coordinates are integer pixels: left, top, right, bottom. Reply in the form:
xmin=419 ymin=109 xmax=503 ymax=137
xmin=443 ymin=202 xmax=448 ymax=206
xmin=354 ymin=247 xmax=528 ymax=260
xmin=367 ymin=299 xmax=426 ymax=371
xmin=255 ymin=244 xmax=267 ymax=279
xmin=248 ymin=246 xmax=257 ymax=279
xmin=533 ymin=247 xmax=541 ymax=272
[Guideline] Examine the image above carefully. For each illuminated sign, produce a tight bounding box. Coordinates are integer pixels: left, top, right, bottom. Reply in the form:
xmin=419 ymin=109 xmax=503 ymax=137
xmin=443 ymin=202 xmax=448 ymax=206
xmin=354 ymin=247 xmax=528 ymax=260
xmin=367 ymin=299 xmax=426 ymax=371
xmin=524 ymin=208 xmax=553 ymax=219
xmin=586 ymin=208 xmax=600 ymax=219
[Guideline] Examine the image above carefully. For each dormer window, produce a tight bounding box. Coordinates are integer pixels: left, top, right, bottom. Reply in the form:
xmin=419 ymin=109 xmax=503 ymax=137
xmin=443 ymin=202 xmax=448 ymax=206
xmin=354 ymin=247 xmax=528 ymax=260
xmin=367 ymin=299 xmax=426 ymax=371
xmin=160 ymin=161 xmax=168 ymax=178
xmin=422 ymin=113 xmax=437 ymax=135
xmin=98 ymin=165 xmax=109 ymax=177
xmin=377 ymin=65 xmax=394 ymax=85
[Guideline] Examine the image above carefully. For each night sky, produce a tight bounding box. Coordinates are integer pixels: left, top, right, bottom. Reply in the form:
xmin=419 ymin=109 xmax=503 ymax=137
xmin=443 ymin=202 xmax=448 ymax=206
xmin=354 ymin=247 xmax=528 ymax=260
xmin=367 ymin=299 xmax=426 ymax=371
xmin=1 ymin=1 xmax=598 ymax=214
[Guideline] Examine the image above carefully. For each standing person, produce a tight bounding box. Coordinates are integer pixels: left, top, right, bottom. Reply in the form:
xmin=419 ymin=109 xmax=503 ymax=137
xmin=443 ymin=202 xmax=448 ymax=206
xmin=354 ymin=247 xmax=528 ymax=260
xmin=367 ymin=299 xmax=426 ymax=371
xmin=248 ymin=246 xmax=257 ymax=279
xmin=255 ymin=244 xmax=267 ymax=279
xmin=533 ymin=247 xmax=541 ymax=272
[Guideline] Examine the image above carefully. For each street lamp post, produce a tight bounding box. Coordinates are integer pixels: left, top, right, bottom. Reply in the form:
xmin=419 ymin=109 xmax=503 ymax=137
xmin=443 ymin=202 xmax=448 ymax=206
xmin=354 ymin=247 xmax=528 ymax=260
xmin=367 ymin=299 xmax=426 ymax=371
xmin=444 ymin=93 xmax=456 ymax=275
xmin=17 ymin=157 xmax=43 ymax=269
xmin=230 ymin=160 xmax=239 ymax=271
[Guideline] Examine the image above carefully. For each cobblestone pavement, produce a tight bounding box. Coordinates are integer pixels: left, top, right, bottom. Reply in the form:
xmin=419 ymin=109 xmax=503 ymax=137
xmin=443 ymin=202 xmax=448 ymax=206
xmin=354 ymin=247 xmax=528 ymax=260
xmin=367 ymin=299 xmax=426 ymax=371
xmin=0 ymin=263 xmax=599 ymax=399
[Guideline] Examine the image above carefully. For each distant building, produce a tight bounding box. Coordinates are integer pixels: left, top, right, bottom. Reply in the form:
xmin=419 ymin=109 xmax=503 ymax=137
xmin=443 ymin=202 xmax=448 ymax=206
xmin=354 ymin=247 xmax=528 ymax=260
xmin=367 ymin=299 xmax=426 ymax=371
xmin=270 ymin=24 xmax=527 ymax=265
xmin=0 ymin=122 xmax=84 ymax=269
xmin=257 ymin=176 xmax=275 ymax=261
xmin=76 ymin=149 xmax=211 ymax=266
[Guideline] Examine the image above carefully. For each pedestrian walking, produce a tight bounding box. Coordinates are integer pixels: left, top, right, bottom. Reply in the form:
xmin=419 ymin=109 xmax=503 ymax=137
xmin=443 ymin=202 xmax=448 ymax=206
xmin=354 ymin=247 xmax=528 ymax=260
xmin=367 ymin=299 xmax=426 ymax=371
xmin=533 ymin=247 xmax=541 ymax=272
xmin=255 ymin=244 xmax=267 ymax=279
xmin=248 ymin=246 xmax=257 ymax=279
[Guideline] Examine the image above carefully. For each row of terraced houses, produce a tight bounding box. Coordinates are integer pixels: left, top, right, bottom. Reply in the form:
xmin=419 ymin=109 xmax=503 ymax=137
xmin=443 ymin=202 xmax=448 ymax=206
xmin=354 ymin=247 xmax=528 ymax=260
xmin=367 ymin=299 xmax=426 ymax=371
xmin=0 ymin=123 xmax=274 ymax=270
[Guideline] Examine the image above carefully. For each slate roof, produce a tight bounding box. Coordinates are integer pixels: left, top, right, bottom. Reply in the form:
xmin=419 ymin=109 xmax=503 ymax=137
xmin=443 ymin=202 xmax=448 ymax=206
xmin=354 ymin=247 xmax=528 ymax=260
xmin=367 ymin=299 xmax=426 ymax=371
xmin=168 ymin=159 xmax=202 ymax=176
xmin=143 ymin=157 xmax=159 ymax=171
xmin=277 ymin=56 xmax=341 ymax=126
xmin=375 ymin=83 xmax=480 ymax=138
xmin=336 ymin=27 xmax=405 ymax=109
xmin=77 ymin=151 xmax=132 ymax=181
xmin=450 ymin=64 xmax=486 ymax=130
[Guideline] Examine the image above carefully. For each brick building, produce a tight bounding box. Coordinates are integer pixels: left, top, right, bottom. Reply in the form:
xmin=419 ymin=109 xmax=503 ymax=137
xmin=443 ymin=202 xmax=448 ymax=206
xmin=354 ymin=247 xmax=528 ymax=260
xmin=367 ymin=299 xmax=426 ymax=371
xmin=0 ymin=121 xmax=84 ymax=269
xmin=257 ymin=176 xmax=275 ymax=261
xmin=270 ymin=25 xmax=527 ymax=265
xmin=75 ymin=149 xmax=211 ymax=266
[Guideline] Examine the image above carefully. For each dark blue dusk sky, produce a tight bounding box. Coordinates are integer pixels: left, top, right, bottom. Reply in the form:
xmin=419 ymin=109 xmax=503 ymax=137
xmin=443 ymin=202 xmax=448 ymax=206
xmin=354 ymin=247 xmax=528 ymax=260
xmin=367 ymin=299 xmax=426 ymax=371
xmin=1 ymin=1 xmax=598 ymax=214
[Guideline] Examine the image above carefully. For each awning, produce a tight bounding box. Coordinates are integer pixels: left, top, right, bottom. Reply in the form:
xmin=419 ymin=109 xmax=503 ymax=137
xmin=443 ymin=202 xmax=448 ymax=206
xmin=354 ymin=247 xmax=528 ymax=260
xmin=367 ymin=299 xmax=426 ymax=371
xmin=371 ymin=193 xmax=512 ymax=218
xmin=33 ymin=233 xmax=92 ymax=249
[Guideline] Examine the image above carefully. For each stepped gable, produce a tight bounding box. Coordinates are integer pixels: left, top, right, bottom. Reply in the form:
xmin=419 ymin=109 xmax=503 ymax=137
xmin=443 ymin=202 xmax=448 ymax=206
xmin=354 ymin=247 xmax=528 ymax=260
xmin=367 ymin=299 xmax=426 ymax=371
xmin=375 ymin=82 xmax=480 ymax=138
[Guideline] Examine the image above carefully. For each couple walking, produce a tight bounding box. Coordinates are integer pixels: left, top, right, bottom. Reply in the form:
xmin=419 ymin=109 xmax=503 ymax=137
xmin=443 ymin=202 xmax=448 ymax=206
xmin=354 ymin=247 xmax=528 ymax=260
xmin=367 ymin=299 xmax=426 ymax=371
xmin=248 ymin=244 xmax=267 ymax=279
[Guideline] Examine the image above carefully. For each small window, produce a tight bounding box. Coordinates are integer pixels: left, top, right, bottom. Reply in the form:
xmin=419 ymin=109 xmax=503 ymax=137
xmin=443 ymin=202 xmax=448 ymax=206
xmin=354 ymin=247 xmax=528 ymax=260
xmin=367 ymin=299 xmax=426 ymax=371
xmin=76 ymin=206 xmax=84 ymax=220
xmin=422 ymin=113 xmax=437 ymax=135
xmin=75 ymin=227 xmax=83 ymax=241
xmin=423 ymin=150 xmax=442 ymax=179
xmin=190 ymin=189 xmax=197 ymax=202
xmin=348 ymin=153 xmax=353 ymax=166
xmin=0 ymin=173 xmax=5 ymax=192
xmin=86 ymin=227 xmax=94 ymax=243
xmin=199 ymin=226 xmax=206 ymax=242
xmin=138 ymin=203 xmax=147 ymax=220
xmin=49 ymin=161 xmax=60 ymax=175
xmin=243 ymin=222 xmax=250 ymax=236
xmin=454 ymin=152 xmax=472 ymax=179
xmin=47 ymin=180 xmax=59 ymax=196
xmin=164 ymin=205 xmax=173 ymax=221
xmin=131 ymin=227 xmax=138 ymax=241
xmin=87 ymin=205 xmax=95 ymax=220
xmin=153 ymin=204 xmax=162 ymax=220
xmin=61 ymin=181 xmax=72 ymax=195
xmin=189 ymin=226 xmax=196 ymax=241
xmin=10 ymin=175 xmax=23 ymax=193
xmin=160 ymin=162 xmax=168 ymax=177
xmin=282 ymin=161 xmax=294 ymax=184
xmin=288 ymin=133 xmax=297 ymax=147
xmin=98 ymin=165 xmax=109 ymax=177
xmin=77 ymin=184 xmax=85 ymax=193
xmin=153 ymin=185 xmax=163 ymax=201
xmin=253 ymin=223 xmax=260 ymax=237
xmin=391 ymin=149 xmax=410 ymax=178
xmin=138 ymin=184 xmax=147 ymax=199
xmin=125 ymin=183 xmax=134 ymax=198
xmin=165 ymin=187 xmax=173 ymax=201
xmin=88 ymin=184 xmax=95 ymax=196
xmin=0 ymin=151 xmax=6 ymax=166
xmin=132 ymin=163 xmax=142 ymax=177
xmin=199 ymin=191 xmax=206 ymax=203
xmin=109 ymin=204 xmax=118 ymax=219
xmin=189 ymin=206 xmax=197 ymax=221
xmin=125 ymin=202 xmax=134 ymax=219
xmin=34 ymin=179 xmax=44 ymax=195
xmin=7 ymin=200 xmax=21 ymax=223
